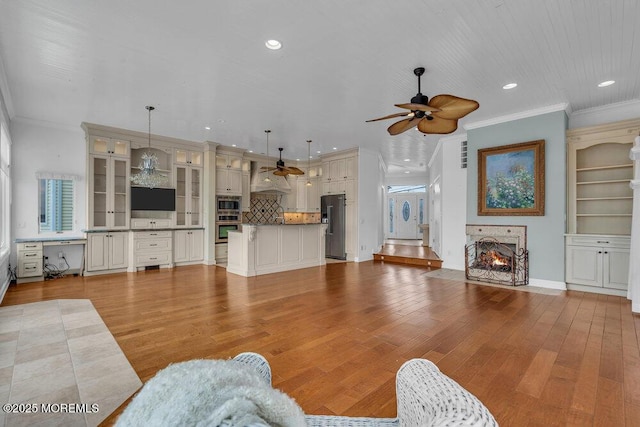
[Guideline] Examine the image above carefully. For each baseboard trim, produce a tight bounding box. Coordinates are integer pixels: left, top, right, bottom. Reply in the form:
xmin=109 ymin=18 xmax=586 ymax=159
xmin=529 ymin=278 xmax=567 ymax=291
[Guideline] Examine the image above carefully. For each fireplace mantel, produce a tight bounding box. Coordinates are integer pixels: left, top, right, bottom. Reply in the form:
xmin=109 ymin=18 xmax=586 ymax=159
xmin=465 ymin=224 xmax=527 ymax=252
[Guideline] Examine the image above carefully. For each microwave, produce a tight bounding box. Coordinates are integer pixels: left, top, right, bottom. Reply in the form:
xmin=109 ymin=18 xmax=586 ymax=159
xmin=217 ymin=196 xmax=241 ymax=211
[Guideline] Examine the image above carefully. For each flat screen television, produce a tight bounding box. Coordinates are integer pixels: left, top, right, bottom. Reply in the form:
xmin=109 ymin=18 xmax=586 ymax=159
xmin=131 ymin=187 xmax=176 ymax=211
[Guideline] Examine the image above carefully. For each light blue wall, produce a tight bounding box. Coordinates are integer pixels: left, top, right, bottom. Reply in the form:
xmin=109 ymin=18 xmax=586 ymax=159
xmin=467 ymin=111 xmax=568 ymax=282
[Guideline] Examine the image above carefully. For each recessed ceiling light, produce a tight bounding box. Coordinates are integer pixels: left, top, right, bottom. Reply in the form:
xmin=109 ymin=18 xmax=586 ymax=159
xmin=333 ymin=147 xmax=337 ymax=150
xmin=316 ymin=150 xmax=321 ymax=154
xmin=265 ymin=39 xmax=282 ymax=50
xmin=204 ymin=126 xmax=211 ymax=130
xmin=249 ymin=150 xmax=253 ymax=153
xmin=405 ymin=171 xmax=411 ymax=174
xmin=296 ymin=158 xmax=300 ymax=161
xmin=232 ymin=144 xmax=236 ymax=147
xmin=404 ymin=158 xmax=410 ymax=162
xmin=503 ymin=83 xmax=518 ymax=90
xmin=598 ymin=80 xmax=615 ymax=87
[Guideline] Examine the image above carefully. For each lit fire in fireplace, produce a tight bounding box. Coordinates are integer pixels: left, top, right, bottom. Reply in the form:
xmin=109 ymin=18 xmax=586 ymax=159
xmin=473 ymin=248 xmax=512 ymax=271
xmin=487 ymin=250 xmax=509 ymax=266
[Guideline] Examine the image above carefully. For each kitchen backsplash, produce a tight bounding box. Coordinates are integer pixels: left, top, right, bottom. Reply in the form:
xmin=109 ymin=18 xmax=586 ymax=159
xmin=243 ymin=193 xmax=320 ymax=224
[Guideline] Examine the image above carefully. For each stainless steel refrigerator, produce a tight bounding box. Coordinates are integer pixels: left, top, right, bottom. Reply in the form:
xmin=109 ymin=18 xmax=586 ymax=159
xmin=321 ymin=194 xmax=346 ymax=260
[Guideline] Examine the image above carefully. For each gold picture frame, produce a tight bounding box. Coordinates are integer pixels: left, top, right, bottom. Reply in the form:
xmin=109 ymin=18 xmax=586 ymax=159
xmin=478 ymin=139 xmax=545 ymax=216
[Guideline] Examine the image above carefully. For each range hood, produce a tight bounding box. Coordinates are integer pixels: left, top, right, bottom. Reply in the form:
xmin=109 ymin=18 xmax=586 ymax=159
xmin=250 ymin=161 xmax=292 ymax=193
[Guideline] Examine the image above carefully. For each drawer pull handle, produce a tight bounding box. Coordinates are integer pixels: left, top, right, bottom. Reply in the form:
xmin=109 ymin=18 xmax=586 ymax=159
xmin=150 ymin=244 xmax=158 ymax=247
xmin=597 ymin=241 xmax=609 ymax=244
xmin=150 ymin=233 xmax=158 ymax=236
xmin=25 ymin=254 xmax=37 ymax=257
xmin=150 ymin=257 xmax=157 ymax=260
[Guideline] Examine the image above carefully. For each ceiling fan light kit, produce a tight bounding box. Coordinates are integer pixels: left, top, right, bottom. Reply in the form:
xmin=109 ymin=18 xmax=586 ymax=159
xmin=259 ymin=130 xmax=305 ymax=177
xmin=367 ymin=67 xmax=479 ymax=136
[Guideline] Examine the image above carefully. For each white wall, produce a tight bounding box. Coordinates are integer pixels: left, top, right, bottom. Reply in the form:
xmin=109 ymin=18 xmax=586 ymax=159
xmin=10 ymin=120 xmax=86 ymax=268
xmin=429 ymin=135 xmax=468 ymax=270
xmin=569 ymin=99 xmax=640 ymax=129
xmin=357 ymin=148 xmax=384 ymax=261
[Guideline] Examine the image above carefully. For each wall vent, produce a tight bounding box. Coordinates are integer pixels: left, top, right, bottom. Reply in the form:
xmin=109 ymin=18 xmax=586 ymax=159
xmin=461 ymin=140 xmax=468 ymax=169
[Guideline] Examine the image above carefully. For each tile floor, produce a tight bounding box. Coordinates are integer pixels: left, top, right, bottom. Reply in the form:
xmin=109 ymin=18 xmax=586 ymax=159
xmin=0 ymin=299 xmax=142 ymax=427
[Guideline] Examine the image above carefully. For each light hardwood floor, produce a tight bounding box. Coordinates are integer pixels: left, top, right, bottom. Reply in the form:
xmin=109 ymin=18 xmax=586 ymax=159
xmin=2 ymin=262 xmax=639 ymax=426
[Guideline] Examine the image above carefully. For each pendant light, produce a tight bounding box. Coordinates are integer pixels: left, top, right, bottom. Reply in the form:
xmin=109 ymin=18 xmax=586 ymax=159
xmin=306 ymin=140 xmax=312 ymax=186
xmin=130 ymin=106 xmax=168 ymax=188
xmin=263 ymin=130 xmax=272 ymax=182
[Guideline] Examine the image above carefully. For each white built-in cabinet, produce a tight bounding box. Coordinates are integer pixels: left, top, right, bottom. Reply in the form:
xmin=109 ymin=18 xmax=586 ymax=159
xmin=175 ymin=162 xmax=202 ymax=227
xmin=241 ymin=160 xmax=251 ymax=211
xmin=296 ymin=177 xmax=320 ymax=212
xmin=89 ymin=136 xmax=131 ymax=230
xmin=216 ymin=152 xmax=243 ymax=195
xmin=86 ymin=232 xmax=128 ymax=272
xmin=82 ymin=123 xmax=207 ymax=275
xmin=565 ymin=119 xmax=638 ymax=296
xmin=174 ymin=229 xmax=204 ymax=264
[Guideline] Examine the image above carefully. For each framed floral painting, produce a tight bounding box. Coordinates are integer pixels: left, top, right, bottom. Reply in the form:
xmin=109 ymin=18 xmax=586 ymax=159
xmin=478 ymin=139 xmax=545 ymax=216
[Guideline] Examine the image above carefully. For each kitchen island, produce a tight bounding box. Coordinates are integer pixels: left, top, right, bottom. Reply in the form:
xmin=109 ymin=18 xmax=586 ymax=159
xmin=226 ymin=223 xmax=327 ymax=277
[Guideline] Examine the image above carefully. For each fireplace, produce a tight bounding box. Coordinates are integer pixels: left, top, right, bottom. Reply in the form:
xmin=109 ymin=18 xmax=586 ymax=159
xmin=465 ymin=225 xmax=529 ymax=286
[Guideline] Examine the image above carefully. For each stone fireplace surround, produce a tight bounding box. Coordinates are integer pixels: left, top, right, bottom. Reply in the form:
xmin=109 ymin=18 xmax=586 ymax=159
xmin=465 ymin=224 xmax=529 ymax=286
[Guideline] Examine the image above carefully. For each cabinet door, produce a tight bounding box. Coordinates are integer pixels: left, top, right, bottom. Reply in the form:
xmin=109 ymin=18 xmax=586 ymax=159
xmin=190 ymin=167 xmax=202 ymax=226
xmin=215 ymin=168 xmax=228 ymax=193
xmin=91 ymin=137 xmax=129 ymax=157
xmin=345 ymin=179 xmax=357 ymax=202
xmin=174 ymin=230 xmax=189 ymax=262
xmin=603 ymin=248 xmax=629 ymax=290
xmin=345 ymin=202 xmax=356 ymax=257
xmin=175 ymin=166 xmax=188 ymax=226
xmin=109 ymin=232 xmax=129 ymax=269
xmin=227 ymin=169 xmax=242 ymax=195
xmin=90 ymin=156 xmax=109 ymax=229
xmin=344 ymin=156 xmax=357 ymax=180
xmin=111 ymin=158 xmax=129 ymax=229
xmin=296 ymin=179 xmax=307 ymax=212
xmin=308 ymin=178 xmax=320 ymax=211
xmin=330 ymin=158 xmax=346 ymax=180
xmin=189 ymin=230 xmax=204 ymax=261
xmin=242 ymin=173 xmax=251 ymax=211
xmin=566 ymin=246 xmax=602 ymax=287
xmin=87 ymin=233 xmax=109 ymax=271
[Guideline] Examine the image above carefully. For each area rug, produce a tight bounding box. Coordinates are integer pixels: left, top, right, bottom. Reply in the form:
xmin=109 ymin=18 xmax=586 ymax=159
xmin=0 ymin=299 xmax=142 ymax=426
xmin=423 ymin=268 xmax=563 ymax=295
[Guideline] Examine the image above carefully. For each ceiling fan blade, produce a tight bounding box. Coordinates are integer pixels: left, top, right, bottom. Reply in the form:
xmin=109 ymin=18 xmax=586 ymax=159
xmin=260 ymin=166 xmax=277 ymax=171
xmin=394 ymin=103 xmax=441 ymax=113
xmin=387 ymin=117 xmax=422 ymax=135
xmin=417 ymin=116 xmax=459 ymax=134
xmin=284 ymin=166 xmax=305 ymax=175
xmin=428 ymin=94 xmax=479 ymax=120
xmin=366 ymin=112 xmax=412 ymax=122
xmin=273 ymin=169 xmax=289 ymax=176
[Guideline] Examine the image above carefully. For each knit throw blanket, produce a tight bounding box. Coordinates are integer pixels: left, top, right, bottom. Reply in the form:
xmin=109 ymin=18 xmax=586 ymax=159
xmin=116 ymin=359 xmax=307 ymax=427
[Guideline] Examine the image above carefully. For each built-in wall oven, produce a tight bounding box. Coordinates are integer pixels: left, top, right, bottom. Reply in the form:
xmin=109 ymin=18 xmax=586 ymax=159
xmin=216 ymin=196 xmax=242 ymax=243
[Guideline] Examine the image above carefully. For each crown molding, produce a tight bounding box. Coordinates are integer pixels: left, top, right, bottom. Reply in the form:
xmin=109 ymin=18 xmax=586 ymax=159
xmin=464 ymin=103 xmax=570 ymax=130
xmin=12 ymin=116 xmax=82 ymax=133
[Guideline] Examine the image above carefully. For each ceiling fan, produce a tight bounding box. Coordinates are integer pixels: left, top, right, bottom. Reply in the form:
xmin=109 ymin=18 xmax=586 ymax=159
xmin=261 ymin=147 xmax=305 ymax=176
xmin=367 ymin=67 xmax=479 ymax=135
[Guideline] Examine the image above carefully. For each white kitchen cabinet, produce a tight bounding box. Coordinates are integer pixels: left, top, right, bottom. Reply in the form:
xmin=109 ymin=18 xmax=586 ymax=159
xmin=215 ymin=243 xmax=228 ymax=262
xmin=129 ymin=230 xmax=173 ymax=271
xmin=565 ymin=235 xmax=630 ymax=295
xmin=242 ymin=172 xmax=251 ymax=211
xmin=296 ymin=177 xmax=320 ymax=212
xmin=86 ymin=232 xmax=128 ymax=272
xmin=175 ymin=164 xmax=202 ymax=227
xmin=174 ymin=229 xmax=204 ymax=263
xmin=216 ymin=168 xmax=242 ymax=195
xmin=216 ymin=153 xmax=242 ymax=170
xmin=17 ymin=242 xmax=43 ymax=283
xmin=89 ymin=154 xmax=130 ymax=230
xmin=175 ymin=149 xmax=203 ymax=166
xmin=130 ymin=218 xmax=173 ymax=229
xmin=89 ymin=136 xmax=129 ymax=158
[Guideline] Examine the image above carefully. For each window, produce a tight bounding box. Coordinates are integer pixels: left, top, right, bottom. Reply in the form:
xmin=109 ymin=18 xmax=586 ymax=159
xmin=0 ymin=123 xmax=10 ymax=255
xmin=387 ymin=185 xmax=426 ymax=193
xmin=36 ymin=173 xmax=76 ymax=234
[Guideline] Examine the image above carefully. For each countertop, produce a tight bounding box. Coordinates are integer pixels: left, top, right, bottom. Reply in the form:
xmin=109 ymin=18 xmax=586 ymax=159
xmin=242 ymin=223 xmax=323 ymax=226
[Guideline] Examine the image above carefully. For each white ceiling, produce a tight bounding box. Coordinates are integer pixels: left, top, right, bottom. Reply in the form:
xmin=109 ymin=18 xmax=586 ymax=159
xmin=1 ymin=1 xmax=639 ymax=177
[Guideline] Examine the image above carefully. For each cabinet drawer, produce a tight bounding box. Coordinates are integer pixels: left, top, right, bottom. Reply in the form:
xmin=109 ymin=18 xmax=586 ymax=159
xmin=18 ymin=261 xmax=43 ymax=277
xmin=135 ymin=252 xmax=172 ymax=266
xmin=566 ymin=235 xmax=630 ymax=248
xmin=134 ymin=231 xmax=172 ymax=239
xmin=17 ymin=242 xmax=43 ymax=251
xmin=135 ymin=238 xmax=172 ymax=251
xmin=131 ymin=219 xmax=173 ymax=229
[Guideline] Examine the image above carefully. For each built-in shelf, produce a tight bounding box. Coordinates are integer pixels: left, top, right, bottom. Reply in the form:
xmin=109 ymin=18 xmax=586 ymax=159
xmin=576 ymin=164 xmax=632 ymax=172
xmin=576 ymin=213 xmax=632 ymax=217
xmin=576 ymin=196 xmax=633 ymax=201
xmin=577 ymin=179 xmax=631 ymax=185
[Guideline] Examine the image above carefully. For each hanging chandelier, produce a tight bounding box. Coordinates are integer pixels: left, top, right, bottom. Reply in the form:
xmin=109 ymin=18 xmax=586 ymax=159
xmin=306 ymin=140 xmax=312 ymax=186
xmin=131 ymin=105 xmax=168 ymax=188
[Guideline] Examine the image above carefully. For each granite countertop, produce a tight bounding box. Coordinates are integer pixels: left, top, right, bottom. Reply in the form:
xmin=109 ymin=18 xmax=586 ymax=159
xmin=243 ymin=222 xmax=322 ymax=226
xmin=15 ymin=236 xmax=87 ymax=243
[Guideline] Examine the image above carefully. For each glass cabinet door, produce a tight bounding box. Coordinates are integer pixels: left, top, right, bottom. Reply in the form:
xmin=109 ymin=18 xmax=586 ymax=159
xmin=112 ymin=158 xmax=129 ymax=228
xmin=190 ymin=168 xmax=201 ymax=226
xmin=175 ymin=166 xmax=187 ymax=226
xmin=92 ymin=157 xmax=108 ymax=228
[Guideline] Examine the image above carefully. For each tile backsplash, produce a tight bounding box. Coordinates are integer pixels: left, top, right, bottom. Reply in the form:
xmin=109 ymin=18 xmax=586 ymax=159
xmin=243 ymin=193 xmax=320 ymax=224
